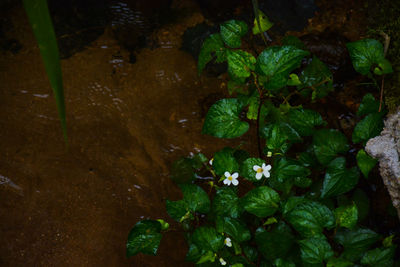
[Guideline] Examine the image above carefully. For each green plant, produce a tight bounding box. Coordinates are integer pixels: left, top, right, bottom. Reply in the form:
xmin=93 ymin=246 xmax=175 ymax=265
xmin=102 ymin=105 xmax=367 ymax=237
xmin=127 ymin=19 xmax=397 ymax=266
xmin=23 ymin=0 xmax=67 ymax=142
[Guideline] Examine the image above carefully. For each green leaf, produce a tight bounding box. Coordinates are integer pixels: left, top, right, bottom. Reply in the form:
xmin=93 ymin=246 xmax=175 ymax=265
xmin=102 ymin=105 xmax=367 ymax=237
xmin=334 ymin=203 xmax=358 ymax=229
xmin=255 ymin=222 xmax=295 ymax=260
xmin=192 ymin=226 xmax=224 ymax=252
xmin=180 ymin=184 xmax=210 ymax=213
xmin=264 ymin=122 xmax=301 ymax=153
xmin=298 ymin=56 xmax=333 ymax=100
xmin=352 ymin=113 xmax=384 ymax=144
xmin=326 ymin=257 xmax=354 ymax=267
xmin=216 ymin=217 xmax=251 ymax=243
xmin=299 ymin=236 xmax=334 ymax=264
xmin=220 ymin=20 xmax=248 ymax=48
xmin=299 ymin=148 xmax=319 ymax=168
xmin=243 ymin=245 xmax=258 ymax=262
xmin=166 ymin=200 xmax=190 ymax=222
xmin=313 ymin=129 xmax=349 ymax=165
xmin=282 ymin=35 xmax=305 ymax=49
xmin=274 ymin=258 xmax=296 ymax=267
xmin=294 ymin=176 xmax=313 ymax=188
xmin=252 ymin=9 xmax=273 ymax=34
xmin=186 ymin=243 xmax=202 ymax=262
xmin=357 ymin=93 xmax=380 ymax=117
xmin=227 ymin=50 xmax=256 ymax=79
xmin=166 ymin=184 xmax=210 ymax=221
xmin=272 ymin=158 xmax=311 ymax=183
xmin=356 ymin=149 xmax=377 ymax=178
xmin=197 ymin=250 xmax=216 ymax=264
xmin=23 ymin=0 xmax=67 ymax=142
xmin=282 ymin=196 xmax=309 ymax=215
xmin=198 ymin=33 xmax=226 ymax=75
xmin=156 ymin=219 xmax=170 ymax=231
xmin=334 ymin=227 xmax=380 ymax=261
xmin=287 ymin=73 xmax=302 ymax=86
xmin=360 ymin=246 xmax=396 ymax=267
xmin=241 ymin=186 xmax=280 ymax=217
xmin=202 ymin=98 xmax=249 ymax=139
xmin=170 ymin=157 xmax=196 ymax=184
xmin=240 ymin=157 xmax=266 ymax=182
xmin=288 ymin=108 xmax=325 ymax=136
xmin=237 ymin=89 xmax=259 ymax=120
xmin=382 ymin=235 xmax=394 ymax=247
xmin=285 ymin=201 xmax=335 ymax=237
xmin=321 ymin=157 xmax=360 ymax=198
xmin=352 ymin=189 xmax=370 ymax=222
xmin=213 ymin=147 xmax=239 ymax=176
xmin=126 ymin=220 xmax=163 ymax=257
xmin=256 ymin=46 xmax=309 ymax=91
xmin=212 ymin=187 xmax=242 ymax=218
xmin=192 ymin=153 xmax=208 ymax=168
xmin=346 ymin=39 xmax=392 ymax=75
xmin=374 ymin=58 xmax=393 ymax=75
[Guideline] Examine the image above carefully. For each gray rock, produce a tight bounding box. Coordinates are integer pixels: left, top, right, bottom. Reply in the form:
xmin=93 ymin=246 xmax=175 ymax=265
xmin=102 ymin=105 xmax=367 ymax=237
xmin=365 ymin=109 xmax=400 ymax=220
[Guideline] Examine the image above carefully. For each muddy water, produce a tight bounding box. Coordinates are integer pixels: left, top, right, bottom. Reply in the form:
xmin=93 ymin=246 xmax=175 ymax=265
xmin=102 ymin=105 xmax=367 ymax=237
xmin=0 ymin=3 xmax=241 ymax=266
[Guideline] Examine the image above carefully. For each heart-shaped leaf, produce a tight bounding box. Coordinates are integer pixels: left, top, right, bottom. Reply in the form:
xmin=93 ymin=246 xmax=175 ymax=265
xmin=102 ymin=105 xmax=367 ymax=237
xmin=220 ymin=20 xmax=248 ymax=48
xmin=256 ymin=46 xmax=309 ymax=91
xmin=202 ymin=98 xmax=249 ymax=139
xmin=321 ymin=157 xmax=360 ymax=198
xmin=285 ymin=201 xmax=335 ymax=237
xmin=241 ymin=186 xmax=280 ymax=217
xmin=356 ymin=149 xmax=377 ymax=178
xmin=198 ymin=33 xmax=226 ymax=75
xmin=126 ymin=220 xmax=163 ymax=257
xmin=313 ymin=129 xmax=349 ymax=165
xmin=352 ymin=112 xmax=384 ymax=144
xmin=347 ymin=39 xmax=392 ymax=75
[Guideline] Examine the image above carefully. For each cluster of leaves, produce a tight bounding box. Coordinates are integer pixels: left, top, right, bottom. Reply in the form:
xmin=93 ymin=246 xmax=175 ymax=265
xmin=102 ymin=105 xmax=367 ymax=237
xmin=127 ymin=19 xmax=398 ymax=266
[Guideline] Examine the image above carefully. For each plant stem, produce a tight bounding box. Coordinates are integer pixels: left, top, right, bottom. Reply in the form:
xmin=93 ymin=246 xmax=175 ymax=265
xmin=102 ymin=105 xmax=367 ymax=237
xmin=253 ymin=75 xmax=264 ymax=158
xmin=379 ymin=76 xmax=385 ymax=112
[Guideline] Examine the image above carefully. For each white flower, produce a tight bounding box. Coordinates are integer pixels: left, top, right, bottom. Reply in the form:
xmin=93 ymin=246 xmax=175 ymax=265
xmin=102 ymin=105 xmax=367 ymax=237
xmin=223 ymin=172 xmax=239 ymax=186
xmin=209 ymin=158 xmax=213 ymax=165
xmin=219 ymin=258 xmax=227 ymax=266
xmin=253 ymin=163 xmax=272 ymax=180
xmin=224 ymin=237 xmax=232 ymax=247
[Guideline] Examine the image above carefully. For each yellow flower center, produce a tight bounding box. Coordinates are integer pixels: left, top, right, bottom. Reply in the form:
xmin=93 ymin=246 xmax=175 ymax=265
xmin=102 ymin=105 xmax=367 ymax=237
xmin=228 ymin=176 xmax=233 ymax=181
xmin=257 ymin=168 xmax=263 ymax=173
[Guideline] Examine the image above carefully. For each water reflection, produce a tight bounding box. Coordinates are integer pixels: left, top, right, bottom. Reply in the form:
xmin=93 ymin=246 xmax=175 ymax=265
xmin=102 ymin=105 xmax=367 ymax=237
xmin=0 ymin=2 xmax=230 ymax=266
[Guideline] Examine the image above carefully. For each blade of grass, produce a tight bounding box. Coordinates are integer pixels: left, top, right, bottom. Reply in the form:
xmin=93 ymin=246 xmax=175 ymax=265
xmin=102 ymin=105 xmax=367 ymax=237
xmin=23 ymin=0 xmax=68 ymax=144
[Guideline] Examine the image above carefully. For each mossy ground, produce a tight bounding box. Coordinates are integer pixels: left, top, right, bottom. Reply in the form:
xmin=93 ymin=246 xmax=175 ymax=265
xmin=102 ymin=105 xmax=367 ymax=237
xmin=367 ymin=0 xmax=400 ymax=112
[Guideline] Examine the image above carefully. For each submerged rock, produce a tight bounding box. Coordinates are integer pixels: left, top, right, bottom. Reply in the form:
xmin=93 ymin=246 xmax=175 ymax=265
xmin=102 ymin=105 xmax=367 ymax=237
xmin=366 ymin=109 xmax=400 ymax=220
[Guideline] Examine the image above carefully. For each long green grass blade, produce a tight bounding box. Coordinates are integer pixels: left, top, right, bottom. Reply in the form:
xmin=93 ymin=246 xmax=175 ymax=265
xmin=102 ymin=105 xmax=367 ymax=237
xmin=23 ymin=0 xmax=67 ymax=143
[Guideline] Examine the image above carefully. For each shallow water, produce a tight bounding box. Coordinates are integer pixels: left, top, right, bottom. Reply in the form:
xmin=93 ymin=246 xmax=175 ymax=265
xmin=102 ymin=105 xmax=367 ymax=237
xmin=0 ymin=3 xmax=242 ymax=266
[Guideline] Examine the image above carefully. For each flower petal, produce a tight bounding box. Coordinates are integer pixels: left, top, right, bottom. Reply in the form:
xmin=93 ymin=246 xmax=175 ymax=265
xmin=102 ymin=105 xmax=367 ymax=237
xmin=223 ymin=178 xmax=231 ymax=185
xmin=253 ymin=165 xmax=260 ymax=171
xmin=219 ymin=258 xmax=227 ymax=266
xmin=224 ymin=237 xmax=232 ymax=247
xmin=264 ymin=170 xmax=270 ymax=178
xmin=262 ymin=163 xmax=266 ymax=168
xmin=224 ymin=171 xmax=231 ymax=178
xmin=232 ymin=178 xmax=239 ymax=186
xmin=232 ymin=172 xmax=239 ymax=179
xmin=256 ymin=172 xmax=262 ymax=180
xmin=265 ymin=164 xmax=272 ymax=171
